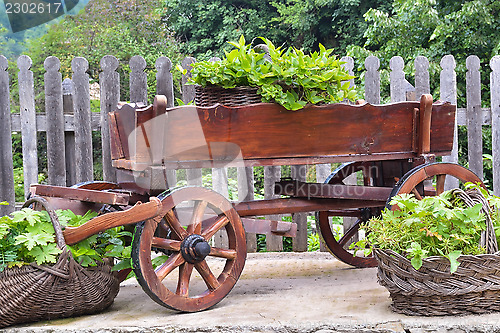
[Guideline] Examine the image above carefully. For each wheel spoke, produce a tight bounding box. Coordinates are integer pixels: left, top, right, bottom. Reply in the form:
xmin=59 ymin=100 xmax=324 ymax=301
xmin=187 ymin=201 xmax=208 ymax=235
xmin=155 ymin=252 xmax=185 ymax=281
xmin=176 ymin=263 xmax=194 ymax=297
xmin=195 ymin=260 xmax=221 ymax=291
xmin=201 ymin=215 xmax=229 ymax=241
xmin=338 ymin=220 xmax=360 ymax=247
xmin=165 ymin=210 xmax=188 ymax=240
xmin=152 ymin=237 xmax=181 ymax=252
xmin=209 ymin=247 xmax=237 ymax=260
xmin=411 ymin=188 xmax=423 ymax=200
xmin=436 ymin=174 xmax=446 ymax=195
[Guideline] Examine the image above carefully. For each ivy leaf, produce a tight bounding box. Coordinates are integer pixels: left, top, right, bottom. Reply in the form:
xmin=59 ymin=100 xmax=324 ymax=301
xmin=30 ymin=244 xmax=61 ymax=265
xmin=15 ymin=233 xmax=54 ymax=250
xmin=11 ymin=208 xmax=42 ymax=226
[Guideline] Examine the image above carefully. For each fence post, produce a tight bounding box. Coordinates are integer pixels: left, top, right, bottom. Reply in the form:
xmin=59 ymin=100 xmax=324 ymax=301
xmin=315 ymin=163 xmax=330 ymax=252
xmin=390 ymin=56 xmax=406 ymax=102
xmin=18 ymin=55 xmax=38 ymax=199
xmin=364 ymin=56 xmax=380 ymax=104
xmin=440 ymin=55 xmax=459 ymax=189
xmin=238 ymin=166 xmax=256 ymax=252
xmin=291 ymin=165 xmax=307 ymax=252
xmin=264 ymin=165 xmax=282 ymax=251
xmin=155 ymin=56 xmax=176 ymax=188
xmin=130 ymin=55 xmax=147 ymax=105
xmin=0 ymin=56 xmax=15 ymax=214
xmin=466 ymin=55 xmax=483 ymax=180
xmin=491 ymin=56 xmax=500 ymax=195
xmin=62 ymin=78 xmax=76 ymax=186
xmin=181 ymin=57 xmax=203 ymax=187
xmin=99 ymin=55 xmax=120 ymax=183
xmin=415 ymin=56 xmax=430 ymax=99
xmin=72 ymin=57 xmax=94 ymax=183
xmin=44 ymin=56 xmax=66 ymax=186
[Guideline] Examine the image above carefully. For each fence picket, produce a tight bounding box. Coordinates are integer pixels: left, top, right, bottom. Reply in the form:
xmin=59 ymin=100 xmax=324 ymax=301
xmin=364 ymin=56 xmax=380 ymax=104
xmin=0 ymin=56 xmax=14 ymax=214
xmin=264 ymin=166 xmax=282 ymax=251
xmin=129 ymin=55 xmax=147 ymax=105
xmin=72 ymin=57 xmax=94 ymax=183
xmin=18 ymin=55 xmax=38 ymax=199
xmin=491 ymin=56 xmax=500 ymax=195
xmin=44 ymin=56 xmax=66 ymax=186
xmin=99 ymin=55 xmax=120 ymax=183
xmin=390 ymin=56 xmax=406 ymax=102
xmin=291 ymin=165 xmax=307 ymax=252
xmin=415 ymin=56 xmax=430 ymax=99
xmin=156 ymin=56 xmax=176 ymax=188
xmin=466 ymin=55 xmax=483 ymax=180
xmin=62 ymin=78 xmax=76 ymax=186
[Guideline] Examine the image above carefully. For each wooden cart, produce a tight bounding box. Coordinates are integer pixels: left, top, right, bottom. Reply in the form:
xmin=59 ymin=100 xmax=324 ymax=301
xmin=28 ymin=94 xmax=482 ymax=312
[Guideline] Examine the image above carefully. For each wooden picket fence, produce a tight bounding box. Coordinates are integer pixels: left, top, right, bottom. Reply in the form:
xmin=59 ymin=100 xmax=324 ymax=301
xmin=1 ymin=53 xmax=500 ymax=252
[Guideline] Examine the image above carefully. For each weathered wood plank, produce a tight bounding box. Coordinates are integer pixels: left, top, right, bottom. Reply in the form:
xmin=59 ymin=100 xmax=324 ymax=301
xmin=156 ymin=57 xmax=176 ymax=188
xmin=364 ymin=56 xmax=380 ymax=104
xmin=100 ymin=55 xmax=120 ymax=183
xmin=390 ymin=56 xmax=406 ymax=103
xmin=18 ymin=55 xmax=38 ymax=199
xmin=264 ymin=165 xmax=282 ymax=251
xmin=30 ymin=184 xmax=129 ymax=205
xmin=291 ymin=165 xmax=307 ymax=252
xmin=315 ymin=163 xmax=330 ymax=252
xmin=62 ymin=78 xmax=76 ymax=186
xmin=72 ymin=57 xmax=94 ymax=183
xmin=212 ymin=167 xmax=229 ymax=248
xmin=490 ymin=56 xmax=500 ymax=195
xmin=130 ymin=55 xmax=147 ymax=105
xmin=44 ymin=56 xmax=66 ymax=186
xmin=181 ymin=57 xmax=202 ymax=187
xmin=466 ymin=55 xmax=483 ymax=180
xmin=238 ymin=166 xmax=256 ymax=252
xmin=10 ymin=113 xmax=101 ymax=132
xmin=415 ymin=56 xmax=430 ymax=99
xmin=0 ymin=56 xmax=15 ymax=213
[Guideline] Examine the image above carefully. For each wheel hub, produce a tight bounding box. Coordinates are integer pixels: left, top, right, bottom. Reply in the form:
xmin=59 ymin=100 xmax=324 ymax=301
xmin=180 ymin=234 xmax=211 ymax=264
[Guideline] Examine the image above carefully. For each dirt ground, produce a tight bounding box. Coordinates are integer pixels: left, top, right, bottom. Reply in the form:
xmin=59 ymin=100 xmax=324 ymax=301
xmin=5 ymin=252 xmax=500 ymax=333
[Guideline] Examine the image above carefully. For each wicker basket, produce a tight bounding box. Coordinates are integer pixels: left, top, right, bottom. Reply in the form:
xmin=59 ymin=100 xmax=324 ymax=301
xmin=0 ymin=197 xmax=120 ymax=328
xmin=195 ymin=85 xmax=262 ymax=107
xmin=374 ymin=188 xmax=500 ymax=316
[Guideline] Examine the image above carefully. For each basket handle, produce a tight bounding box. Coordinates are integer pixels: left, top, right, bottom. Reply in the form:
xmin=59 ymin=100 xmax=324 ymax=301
xmin=451 ymin=188 xmax=498 ymax=253
xmin=22 ymin=196 xmax=66 ymax=250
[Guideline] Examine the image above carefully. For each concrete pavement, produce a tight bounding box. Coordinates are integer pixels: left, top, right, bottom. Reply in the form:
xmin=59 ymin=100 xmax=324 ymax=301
xmin=4 ymin=252 xmax=500 ymax=333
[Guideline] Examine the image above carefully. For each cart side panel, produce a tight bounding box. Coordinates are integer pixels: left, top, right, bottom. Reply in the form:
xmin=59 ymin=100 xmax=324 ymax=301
xmin=429 ymin=102 xmax=455 ymax=154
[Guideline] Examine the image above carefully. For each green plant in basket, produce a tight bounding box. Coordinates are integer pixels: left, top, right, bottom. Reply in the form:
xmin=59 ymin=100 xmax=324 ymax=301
xmin=352 ymin=185 xmax=500 ymax=273
xmin=180 ymin=35 xmax=358 ymax=110
xmin=0 ymin=207 xmax=131 ymax=272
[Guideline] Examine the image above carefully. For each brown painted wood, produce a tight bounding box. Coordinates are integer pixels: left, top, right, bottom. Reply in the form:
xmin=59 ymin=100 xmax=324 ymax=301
xmin=30 ymin=184 xmax=130 ymax=205
xmin=418 ymin=94 xmax=433 ymax=154
xmin=63 ymin=197 xmax=162 ymax=245
xmin=314 ymin=162 xmax=379 ymax=268
xmin=389 ymin=162 xmax=485 ymax=210
xmin=132 ymin=186 xmax=246 ymax=312
xmin=274 ymin=180 xmax=393 ymax=200
xmin=234 ymin=198 xmax=385 ymax=217
xmin=110 ymin=99 xmax=455 ymax=171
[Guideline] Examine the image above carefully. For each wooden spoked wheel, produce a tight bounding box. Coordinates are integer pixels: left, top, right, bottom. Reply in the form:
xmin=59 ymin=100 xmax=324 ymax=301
xmin=317 ymin=162 xmax=379 ymax=268
xmin=132 ymin=186 xmax=246 ymax=312
xmin=386 ymin=162 xmax=484 ymax=209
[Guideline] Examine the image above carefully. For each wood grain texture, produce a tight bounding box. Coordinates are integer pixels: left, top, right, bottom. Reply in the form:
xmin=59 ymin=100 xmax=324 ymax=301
xmin=466 ymin=55 xmax=483 ymax=179
xmin=491 ymin=56 xmax=500 ymax=195
xmin=0 ymin=56 xmax=15 ymax=213
xmin=44 ymin=56 xmax=66 ymax=186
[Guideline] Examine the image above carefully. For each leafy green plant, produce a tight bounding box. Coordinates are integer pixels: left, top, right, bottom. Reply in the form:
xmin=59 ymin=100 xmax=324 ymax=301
xmin=353 ymin=189 xmax=491 ymax=273
xmin=0 ymin=207 xmax=131 ymax=272
xmin=182 ymin=36 xmax=358 ymax=110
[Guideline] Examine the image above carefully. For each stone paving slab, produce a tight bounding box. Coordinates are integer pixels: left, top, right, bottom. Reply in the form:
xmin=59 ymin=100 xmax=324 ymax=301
xmin=4 ymin=252 xmax=500 ymax=333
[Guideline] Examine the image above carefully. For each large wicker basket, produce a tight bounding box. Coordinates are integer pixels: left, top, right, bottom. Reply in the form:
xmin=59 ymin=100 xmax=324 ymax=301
xmin=195 ymin=85 xmax=262 ymax=107
xmin=0 ymin=197 xmax=120 ymax=328
xmin=374 ymin=188 xmax=500 ymax=316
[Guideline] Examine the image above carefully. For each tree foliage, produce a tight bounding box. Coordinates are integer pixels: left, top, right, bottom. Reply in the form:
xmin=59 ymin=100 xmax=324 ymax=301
xmin=162 ymin=0 xmax=390 ymax=60
xmin=24 ymin=0 xmax=183 ymax=103
xmin=347 ymin=0 xmax=500 ymax=104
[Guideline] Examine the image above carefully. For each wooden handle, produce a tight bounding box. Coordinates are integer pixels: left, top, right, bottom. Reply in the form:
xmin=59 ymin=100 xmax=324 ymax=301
xmin=418 ymin=94 xmax=433 ymax=154
xmin=63 ymin=197 xmax=162 ymax=245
